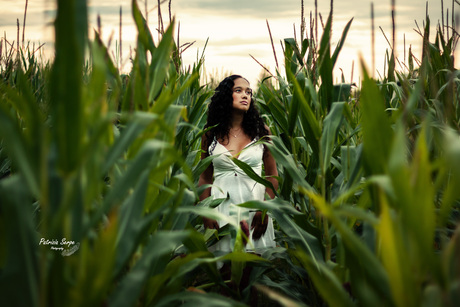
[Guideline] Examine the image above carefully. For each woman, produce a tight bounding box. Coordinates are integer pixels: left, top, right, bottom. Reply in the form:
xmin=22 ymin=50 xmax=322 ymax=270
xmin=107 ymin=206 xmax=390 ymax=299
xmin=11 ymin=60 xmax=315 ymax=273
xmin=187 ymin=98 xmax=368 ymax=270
xmin=198 ymin=75 xmax=278 ymax=254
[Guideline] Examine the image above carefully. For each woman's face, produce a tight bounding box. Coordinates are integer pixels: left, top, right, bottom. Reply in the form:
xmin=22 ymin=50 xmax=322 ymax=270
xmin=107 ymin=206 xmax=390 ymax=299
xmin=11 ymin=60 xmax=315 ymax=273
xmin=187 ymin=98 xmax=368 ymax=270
xmin=231 ymin=78 xmax=252 ymax=113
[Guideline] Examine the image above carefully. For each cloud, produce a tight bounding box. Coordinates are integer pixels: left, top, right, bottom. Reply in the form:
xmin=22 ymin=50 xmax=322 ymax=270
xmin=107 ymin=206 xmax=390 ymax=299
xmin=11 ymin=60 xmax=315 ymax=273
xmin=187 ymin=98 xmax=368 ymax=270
xmin=0 ymin=0 xmax=454 ymax=84
xmin=172 ymin=0 xmax=300 ymax=19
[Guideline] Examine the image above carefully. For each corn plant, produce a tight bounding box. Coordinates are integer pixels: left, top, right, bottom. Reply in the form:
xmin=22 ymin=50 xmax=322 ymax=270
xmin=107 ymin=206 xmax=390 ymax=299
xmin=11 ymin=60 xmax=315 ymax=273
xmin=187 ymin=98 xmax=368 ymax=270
xmin=0 ymin=0 xmax=251 ymax=306
xmin=245 ymin=7 xmax=460 ymax=307
xmin=1 ymin=1 xmax=460 ymax=306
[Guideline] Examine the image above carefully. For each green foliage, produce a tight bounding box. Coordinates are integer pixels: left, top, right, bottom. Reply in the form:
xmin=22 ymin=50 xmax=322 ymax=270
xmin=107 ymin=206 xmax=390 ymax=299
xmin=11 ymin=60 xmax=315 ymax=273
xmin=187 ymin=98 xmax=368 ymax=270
xmin=254 ymin=6 xmax=460 ymax=306
xmin=1 ymin=1 xmax=460 ymax=306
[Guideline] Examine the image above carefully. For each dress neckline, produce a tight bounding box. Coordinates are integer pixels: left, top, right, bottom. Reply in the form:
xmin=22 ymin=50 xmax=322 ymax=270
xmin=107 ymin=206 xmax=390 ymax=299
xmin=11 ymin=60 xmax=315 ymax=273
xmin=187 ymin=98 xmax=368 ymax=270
xmin=216 ymin=138 xmax=257 ymax=159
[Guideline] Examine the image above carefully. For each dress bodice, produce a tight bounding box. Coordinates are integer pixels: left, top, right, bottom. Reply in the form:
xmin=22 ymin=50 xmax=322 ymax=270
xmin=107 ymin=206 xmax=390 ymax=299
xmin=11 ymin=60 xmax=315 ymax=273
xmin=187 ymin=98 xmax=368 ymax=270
xmin=209 ymin=138 xmax=264 ymax=179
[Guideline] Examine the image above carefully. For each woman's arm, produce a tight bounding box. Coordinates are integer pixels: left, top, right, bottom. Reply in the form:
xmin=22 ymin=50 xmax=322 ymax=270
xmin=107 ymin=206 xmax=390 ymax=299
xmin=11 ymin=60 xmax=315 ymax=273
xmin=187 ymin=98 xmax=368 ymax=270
xmin=263 ymin=126 xmax=279 ymax=199
xmin=263 ymin=147 xmax=279 ymax=199
xmin=198 ymin=164 xmax=213 ymax=202
xmin=252 ymin=126 xmax=279 ymax=240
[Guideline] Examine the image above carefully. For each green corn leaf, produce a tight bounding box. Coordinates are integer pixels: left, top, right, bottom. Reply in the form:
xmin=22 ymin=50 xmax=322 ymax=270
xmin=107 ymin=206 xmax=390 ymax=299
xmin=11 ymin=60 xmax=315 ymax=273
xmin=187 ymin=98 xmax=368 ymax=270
xmin=284 ymin=38 xmax=304 ymax=66
xmin=155 ymin=291 xmax=247 ymax=307
xmin=305 ymin=190 xmax=394 ymax=303
xmin=133 ymin=52 xmax=149 ymax=110
xmin=318 ymin=13 xmax=333 ymax=112
xmin=287 ymin=72 xmax=306 ymax=135
xmin=294 ymin=250 xmax=354 ymax=307
xmin=131 ymin=0 xmax=155 ymax=52
xmin=50 ymin=0 xmax=87 ymax=174
xmin=0 ymin=97 xmax=40 ymax=196
xmin=360 ymin=59 xmax=393 ymax=175
xmin=86 ymin=140 xmax=172 ymax=232
xmin=192 ymin=154 xmax=219 ymax=182
xmin=148 ymin=20 xmax=176 ymax=102
xmin=176 ymin=206 xmax=238 ymax=229
xmin=68 ymin=213 xmax=118 ymax=307
xmin=187 ymin=90 xmax=212 ymax=126
xmin=0 ymin=175 xmax=38 ymax=307
xmin=238 ymin=199 xmax=324 ymax=266
xmin=320 ymin=102 xmax=345 ymax=174
xmin=109 ymin=231 xmax=191 ymax=307
xmin=406 ymin=124 xmax=436 ymax=268
xmin=151 ymin=72 xmax=199 ymax=115
xmin=377 ymin=191 xmax=417 ymax=307
xmin=103 ymin=112 xmax=159 ymax=174
xmin=230 ymin=155 xmax=277 ymax=196
xmin=113 ymin=168 xmax=151 ymax=277
xmin=439 ymin=129 xmax=460 ymax=228
xmin=145 ymin=251 xmax=221 ymax=305
xmin=338 ymin=144 xmax=363 ymax=192
xmin=181 ymin=230 xmax=222 ymax=284
xmin=266 ymin=137 xmax=312 ymax=190
xmin=258 ymin=98 xmax=289 ymax=135
xmin=219 ymin=251 xmax=268 ymax=263
xmin=331 ymin=18 xmax=354 ymax=68
xmin=286 ymin=69 xmax=321 ymax=156
xmin=332 ymin=83 xmax=352 ymax=103
xmin=284 ymin=38 xmax=298 ymax=77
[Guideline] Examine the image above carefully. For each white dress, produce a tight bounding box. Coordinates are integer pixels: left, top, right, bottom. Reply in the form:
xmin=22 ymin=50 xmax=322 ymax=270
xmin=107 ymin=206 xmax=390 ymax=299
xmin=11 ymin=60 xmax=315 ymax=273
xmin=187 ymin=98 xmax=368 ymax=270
xmin=208 ymin=138 xmax=276 ymax=254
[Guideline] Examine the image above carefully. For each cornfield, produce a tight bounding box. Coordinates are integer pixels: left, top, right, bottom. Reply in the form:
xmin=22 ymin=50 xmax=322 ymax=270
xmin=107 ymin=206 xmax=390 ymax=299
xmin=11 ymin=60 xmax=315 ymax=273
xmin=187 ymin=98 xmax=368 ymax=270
xmin=1 ymin=0 xmax=460 ymax=306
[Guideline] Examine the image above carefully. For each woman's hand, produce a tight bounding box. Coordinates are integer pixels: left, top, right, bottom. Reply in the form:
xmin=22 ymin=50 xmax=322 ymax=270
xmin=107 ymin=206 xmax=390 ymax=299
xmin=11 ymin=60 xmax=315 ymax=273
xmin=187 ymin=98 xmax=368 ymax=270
xmin=240 ymin=220 xmax=250 ymax=245
xmin=251 ymin=211 xmax=268 ymax=240
xmin=202 ymin=217 xmax=219 ymax=230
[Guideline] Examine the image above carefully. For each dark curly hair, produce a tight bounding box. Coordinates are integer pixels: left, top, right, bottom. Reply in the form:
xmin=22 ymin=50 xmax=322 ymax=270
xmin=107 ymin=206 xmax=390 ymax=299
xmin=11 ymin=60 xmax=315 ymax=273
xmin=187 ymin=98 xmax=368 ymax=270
xmin=203 ymin=75 xmax=269 ymax=152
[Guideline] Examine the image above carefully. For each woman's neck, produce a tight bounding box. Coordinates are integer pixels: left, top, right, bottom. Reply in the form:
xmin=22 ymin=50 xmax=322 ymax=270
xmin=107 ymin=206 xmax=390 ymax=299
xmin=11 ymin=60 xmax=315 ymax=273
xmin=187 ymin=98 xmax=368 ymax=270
xmin=230 ymin=112 xmax=244 ymax=130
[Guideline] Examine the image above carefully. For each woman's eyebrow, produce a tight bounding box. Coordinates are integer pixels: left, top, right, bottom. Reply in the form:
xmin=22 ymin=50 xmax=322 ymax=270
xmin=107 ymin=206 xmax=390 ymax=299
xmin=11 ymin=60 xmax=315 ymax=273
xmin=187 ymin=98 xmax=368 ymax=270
xmin=233 ymin=86 xmax=252 ymax=91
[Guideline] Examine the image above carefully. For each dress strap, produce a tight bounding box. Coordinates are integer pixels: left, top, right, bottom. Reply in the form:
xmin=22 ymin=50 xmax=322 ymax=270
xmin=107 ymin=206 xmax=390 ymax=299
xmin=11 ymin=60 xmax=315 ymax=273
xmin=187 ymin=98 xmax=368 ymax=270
xmin=208 ymin=136 xmax=218 ymax=156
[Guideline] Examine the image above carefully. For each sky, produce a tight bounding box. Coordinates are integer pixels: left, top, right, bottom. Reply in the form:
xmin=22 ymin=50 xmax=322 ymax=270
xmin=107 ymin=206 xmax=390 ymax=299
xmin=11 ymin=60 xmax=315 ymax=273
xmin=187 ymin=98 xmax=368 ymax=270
xmin=0 ymin=0 xmax=457 ymax=86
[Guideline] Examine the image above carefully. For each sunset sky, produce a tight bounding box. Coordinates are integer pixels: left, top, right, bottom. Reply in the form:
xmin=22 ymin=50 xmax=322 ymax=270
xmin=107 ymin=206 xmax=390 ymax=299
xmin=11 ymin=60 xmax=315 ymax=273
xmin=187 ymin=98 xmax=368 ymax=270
xmin=0 ymin=0 xmax=455 ymax=86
